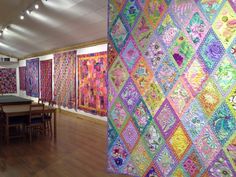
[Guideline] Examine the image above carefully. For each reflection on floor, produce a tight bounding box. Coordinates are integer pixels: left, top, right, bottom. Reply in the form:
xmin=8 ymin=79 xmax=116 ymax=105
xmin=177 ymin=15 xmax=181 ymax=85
xmin=0 ymin=111 xmax=128 ymax=177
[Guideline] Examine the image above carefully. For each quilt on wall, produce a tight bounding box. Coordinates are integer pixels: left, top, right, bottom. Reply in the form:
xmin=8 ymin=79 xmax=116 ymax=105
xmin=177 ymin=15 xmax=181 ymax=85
xmin=26 ymin=58 xmax=39 ymax=97
xmin=54 ymin=51 xmax=76 ymax=109
xmin=19 ymin=67 xmax=26 ymax=91
xmin=108 ymin=0 xmax=236 ymax=176
xmin=40 ymin=59 xmax=52 ymax=102
xmin=0 ymin=68 xmax=17 ymax=94
xmin=78 ymin=51 xmax=107 ymax=116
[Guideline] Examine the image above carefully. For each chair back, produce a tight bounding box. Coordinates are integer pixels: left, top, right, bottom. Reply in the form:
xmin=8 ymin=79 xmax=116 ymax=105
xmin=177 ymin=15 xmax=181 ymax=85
xmin=29 ymin=104 xmax=45 ymax=123
xmin=46 ymin=101 xmax=56 ymax=118
xmin=48 ymin=100 xmax=56 ymax=108
xmin=0 ymin=104 xmax=5 ymax=123
xmin=38 ymin=98 xmax=44 ymax=104
xmin=0 ymin=104 xmax=3 ymax=112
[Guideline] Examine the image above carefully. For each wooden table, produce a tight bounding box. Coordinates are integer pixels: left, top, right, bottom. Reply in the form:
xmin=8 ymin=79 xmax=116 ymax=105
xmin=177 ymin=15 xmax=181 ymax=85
xmin=0 ymin=95 xmax=32 ymax=105
xmin=2 ymin=104 xmax=57 ymax=144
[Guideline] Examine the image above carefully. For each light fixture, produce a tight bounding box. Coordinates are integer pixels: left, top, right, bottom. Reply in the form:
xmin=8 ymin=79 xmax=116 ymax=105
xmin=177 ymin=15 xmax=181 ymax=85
xmin=1 ymin=0 xmax=47 ymax=38
xmin=35 ymin=4 xmax=39 ymax=9
xmin=20 ymin=15 xmax=25 ymax=20
xmin=26 ymin=10 xmax=31 ymax=15
xmin=3 ymin=26 xmax=9 ymax=32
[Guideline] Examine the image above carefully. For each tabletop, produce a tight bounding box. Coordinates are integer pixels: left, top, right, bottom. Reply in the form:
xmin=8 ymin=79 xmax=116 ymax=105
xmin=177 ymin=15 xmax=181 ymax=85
xmin=2 ymin=104 xmax=55 ymax=115
xmin=0 ymin=95 xmax=32 ymax=105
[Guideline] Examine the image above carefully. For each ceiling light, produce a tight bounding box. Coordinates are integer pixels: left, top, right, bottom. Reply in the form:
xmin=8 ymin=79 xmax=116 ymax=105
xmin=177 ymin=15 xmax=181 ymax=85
xmin=35 ymin=4 xmax=39 ymax=9
xmin=20 ymin=15 xmax=24 ymax=20
xmin=26 ymin=10 xmax=31 ymax=15
xmin=3 ymin=26 xmax=9 ymax=32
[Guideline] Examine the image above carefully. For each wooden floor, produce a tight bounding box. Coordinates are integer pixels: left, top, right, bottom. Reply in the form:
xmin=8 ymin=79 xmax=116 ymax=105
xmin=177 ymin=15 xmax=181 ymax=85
xmin=0 ymin=111 xmax=129 ymax=177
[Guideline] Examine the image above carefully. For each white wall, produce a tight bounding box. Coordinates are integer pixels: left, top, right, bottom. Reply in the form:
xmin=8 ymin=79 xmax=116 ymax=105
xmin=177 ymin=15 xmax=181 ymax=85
xmin=18 ymin=44 xmax=107 ymax=121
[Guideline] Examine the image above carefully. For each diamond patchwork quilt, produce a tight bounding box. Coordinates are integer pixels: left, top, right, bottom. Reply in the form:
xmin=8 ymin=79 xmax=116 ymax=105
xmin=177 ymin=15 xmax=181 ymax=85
xmin=108 ymin=0 xmax=236 ymax=176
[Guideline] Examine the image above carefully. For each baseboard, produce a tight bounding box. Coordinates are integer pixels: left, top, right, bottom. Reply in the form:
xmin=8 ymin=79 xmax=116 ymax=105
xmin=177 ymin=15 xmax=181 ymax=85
xmin=59 ymin=109 xmax=107 ymax=125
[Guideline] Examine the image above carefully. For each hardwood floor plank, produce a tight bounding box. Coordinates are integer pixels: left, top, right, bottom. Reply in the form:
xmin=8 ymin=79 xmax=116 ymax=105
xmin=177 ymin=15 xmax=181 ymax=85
xmin=0 ymin=111 xmax=129 ymax=177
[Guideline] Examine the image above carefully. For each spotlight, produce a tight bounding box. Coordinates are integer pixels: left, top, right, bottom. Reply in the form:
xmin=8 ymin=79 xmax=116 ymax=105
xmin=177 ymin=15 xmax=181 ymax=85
xmin=26 ymin=10 xmax=31 ymax=15
xmin=20 ymin=15 xmax=25 ymax=20
xmin=3 ymin=26 xmax=9 ymax=31
xmin=35 ymin=4 xmax=39 ymax=9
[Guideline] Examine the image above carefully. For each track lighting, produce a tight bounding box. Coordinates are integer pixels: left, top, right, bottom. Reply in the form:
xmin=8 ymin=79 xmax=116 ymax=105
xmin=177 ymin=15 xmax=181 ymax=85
xmin=35 ymin=4 xmax=39 ymax=9
xmin=20 ymin=15 xmax=24 ymax=20
xmin=3 ymin=26 xmax=9 ymax=32
xmin=1 ymin=0 xmax=47 ymax=37
xmin=26 ymin=10 xmax=31 ymax=15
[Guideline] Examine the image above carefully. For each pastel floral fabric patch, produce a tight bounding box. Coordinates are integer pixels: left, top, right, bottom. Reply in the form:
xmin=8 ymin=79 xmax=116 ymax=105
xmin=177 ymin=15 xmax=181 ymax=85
xmin=108 ymin=1 xmax=236 ymax=176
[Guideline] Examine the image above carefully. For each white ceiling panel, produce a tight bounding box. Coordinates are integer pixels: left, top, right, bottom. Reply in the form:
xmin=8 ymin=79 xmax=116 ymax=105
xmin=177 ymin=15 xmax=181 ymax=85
xmin=0 ymin=0 xmax=107 ymax=58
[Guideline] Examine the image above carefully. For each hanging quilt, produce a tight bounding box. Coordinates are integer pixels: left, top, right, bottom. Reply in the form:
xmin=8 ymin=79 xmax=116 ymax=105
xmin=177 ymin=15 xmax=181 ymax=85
xmin=26 ymin=58 xmax=39 ymax=97
xmin=19 ymin=67 xmax=26 ymax=91
xmin=0 ymin=68 xmax=17 ymax=94
xmin=40 ymin=59 xmax=52 ymax=102
xmin=54 ymin=50 xmax=76 ymax=109
xmin=108 ymin=0 xmax=236 ymax=176
xmin=78 ymin=51 xmax=107 ymax=116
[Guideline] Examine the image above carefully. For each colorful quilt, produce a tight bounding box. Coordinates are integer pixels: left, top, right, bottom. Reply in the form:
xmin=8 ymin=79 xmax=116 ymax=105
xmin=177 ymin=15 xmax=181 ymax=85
xmin=26 ymin=58 xmax=39 ymax=97
xmin=0 ymin=68 xmax=17 ymax=94
xmin=78 ymin=51 xmax=107 ymax=116
xmin=108 ymin=0 xmax=236 ymax=176
xmin=40 ymin=60 xmax=52 ymax=102
xmin=54 ymin=51 xmax=76 ymax=109
xmin=19 ymin=67 xmax=26 ymax=91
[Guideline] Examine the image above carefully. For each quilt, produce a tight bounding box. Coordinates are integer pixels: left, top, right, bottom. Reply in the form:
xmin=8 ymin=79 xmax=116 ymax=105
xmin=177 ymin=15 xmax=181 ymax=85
xmin=26 ymin=58 xmax=39 ymax=97
xmin=78 ymin=51 xmax=107 ymax=116
xmin=54 ymin=50 xmax=76 ymax=109
xmin=40 ymin=59 xmax=52 ymax=102
xmin=0 ymin=68 xmax=17 ymax=94
xmin=108 ymin=0 xmax=236 ymax=176
xmin=19 ymin=67 xmax=26 ymax=91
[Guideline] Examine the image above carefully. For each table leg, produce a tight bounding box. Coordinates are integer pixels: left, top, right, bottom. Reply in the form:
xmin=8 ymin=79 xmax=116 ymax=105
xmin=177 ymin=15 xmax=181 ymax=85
xmin=5 ymin=115 xmax=9 ymax=144
xmin=54 ymin=110 xmax=57 ymax=142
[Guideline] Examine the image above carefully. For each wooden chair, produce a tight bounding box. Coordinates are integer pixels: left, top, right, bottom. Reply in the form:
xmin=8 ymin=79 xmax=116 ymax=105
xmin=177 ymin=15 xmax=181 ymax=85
xmin=25 ymin=104 xmax=45 ymax=143
xmin=0 ymin=105 xmax=26 ymax=144
xmin=0 ymin=105 xmax=5 ymax=143
xmin=38 ymin=98 xmax=44 ymax=104
xmin=44 ymin=101 xmax=56 ymax=136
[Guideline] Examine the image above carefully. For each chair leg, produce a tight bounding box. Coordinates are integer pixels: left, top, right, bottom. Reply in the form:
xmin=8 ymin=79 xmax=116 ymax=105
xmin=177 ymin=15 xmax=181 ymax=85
xmin=44 ymin=121 xmax=51 ymax=136
xmin=6 ymin=126 xmax=9 ymax=145
xmin=0 ymin=127 xmax=2 ymax=143
xmin=42 ymin=124 xmax=45 ymax=136
xmin=49 ymin=121 xmax=52 ymax=137
xmin=24 ymin=125 xmax=26 ymax=141
xmin=43 ymin=122 xmax=46 ymax=135
xmin=29 ymin=127 xmax=32 ymax=143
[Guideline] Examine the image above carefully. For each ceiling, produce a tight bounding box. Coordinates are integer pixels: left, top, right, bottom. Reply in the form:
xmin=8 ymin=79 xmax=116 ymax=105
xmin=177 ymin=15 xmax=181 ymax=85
xmin=0 ymin=0 xmax=107 ymax=58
